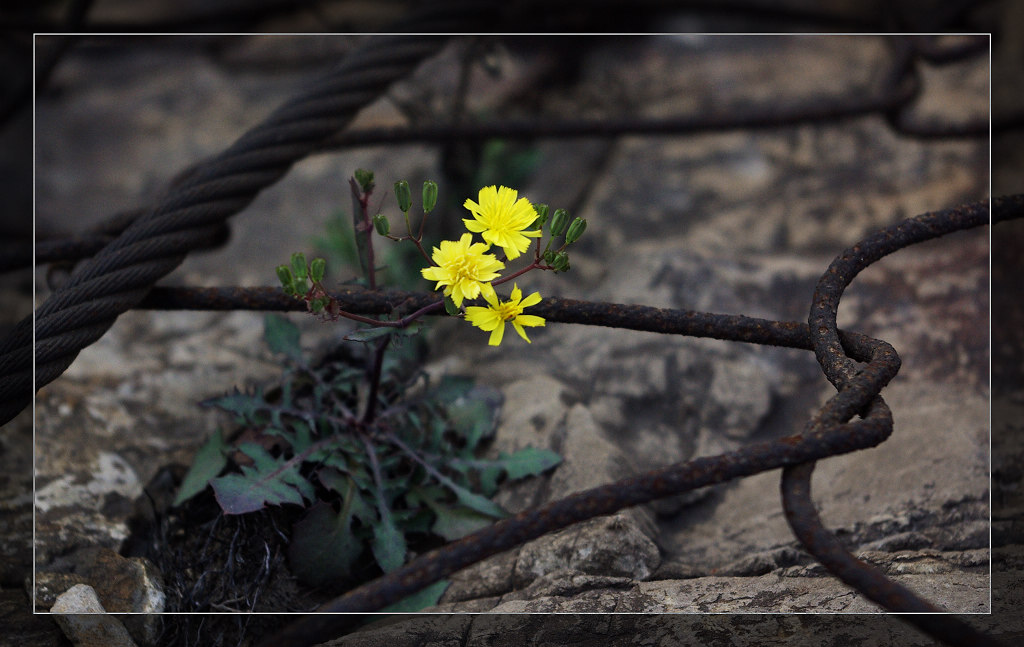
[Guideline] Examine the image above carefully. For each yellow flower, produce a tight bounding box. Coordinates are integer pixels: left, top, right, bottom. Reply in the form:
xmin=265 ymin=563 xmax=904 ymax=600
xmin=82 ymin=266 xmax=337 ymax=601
xmin=465 ymin=284 xmax=545 ymax=346
xmin=463 ymin=185 xmax=542 ymax=260
xmin=421 ymin=233 xmax=504 ymax=307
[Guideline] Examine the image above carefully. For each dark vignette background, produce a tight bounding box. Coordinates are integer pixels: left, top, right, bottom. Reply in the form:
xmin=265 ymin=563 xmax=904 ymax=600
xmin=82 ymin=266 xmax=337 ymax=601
xmin=1 ymin=1 xmax=1022 ymax=645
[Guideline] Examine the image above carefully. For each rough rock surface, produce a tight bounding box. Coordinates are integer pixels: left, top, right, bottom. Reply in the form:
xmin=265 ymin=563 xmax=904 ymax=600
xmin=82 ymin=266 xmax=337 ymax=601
xmin=50 ymin=584 xmax=138 ymax=647
xmin=12 ymin=26 xmax=1019 ymax=647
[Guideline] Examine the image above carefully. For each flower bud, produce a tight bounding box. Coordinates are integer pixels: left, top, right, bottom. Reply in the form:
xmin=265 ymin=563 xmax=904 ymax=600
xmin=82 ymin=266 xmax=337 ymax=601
xmin=309 ymin=257 xmax=326 ymax=283
xmin=542 ymin=249 xmax=555 ymax=264
xmin=531 ymin=203 xmax=549 ymax=230
xmin=290 ymin=252 xmax=308 ymax=280
xmin=565 ymin=217 xmax=587 ymax=244
xmin=373 ymin=213 xmax=390 ymax=236
xmin=394 ymin=180 xmax=412 ymax=213
xmin=276 ymin=264 xmax=295 ymax=291
xmin=552 ymin=251 xmax=570 ymax=272
xmin=550 ymin=208 xmax=570 ymax=237
xmin=422 ymin=180 xmax=438 ymax=214
xmin=354 ymin=169 xmax=375 ymax=193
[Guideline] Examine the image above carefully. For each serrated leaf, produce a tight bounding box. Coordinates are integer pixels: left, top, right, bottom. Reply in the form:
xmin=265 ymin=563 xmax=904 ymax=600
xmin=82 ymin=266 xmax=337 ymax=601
xmin=263 ymin=314 xmax=303 ymax=362
xmin=343 ymin=326 xmax=394 ymax=343
xmin=291 ymin=420 xmax=312 ymax=452
xmin=445 ymin=384 xmax=503 ymax=452
xmin=344 ymin=322 xmax=423 ymax=343
xmin=443 ymin=477 xmax=507 ymax=519
xmin=201 ymin=388 xmax=267 ymax=424
xmin=381 ymin=579 xmax=449 ymax=612
xmin=447 ymin=447 xmax=562 ymax=497
xmin=173 ymin=428 xmax=229 ymax=506
xmin=498 ymin=447 xmax=562 ymax=480
xmin=431 ymin=375 xmax=475 ymax=402
xmin=477 ymin=464 xmax=504 ymax=497
xmin=288 ymin=500 xmax=364 ymax=586
xmin=371 ymin=513 xmax=406 ymax=573
xmin=420 ymin=493 xmax=494 ymax=541
xmin=210 ymin=442 xmax=311 ymax=514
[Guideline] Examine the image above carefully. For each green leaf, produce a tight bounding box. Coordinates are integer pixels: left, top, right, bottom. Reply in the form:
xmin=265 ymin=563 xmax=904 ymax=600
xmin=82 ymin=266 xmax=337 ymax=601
xmin=499 ymin=447 xmax=563 ymax=480
xmin=447 ymin=447 xmax=562 ymax=496
xmin=431 ymin=375 xmax=475 ymax=402
xmin=173 ymin=428 xmax=229 ymax=506
xmin=210 ymin=442 xmax=312 ymax=514
xmin=288 ymin=500 xmax=364 ymax=586
xmin=344 ymin=326 xmax=395 ymax=343
xmin=371 ymin=513 xmax=406 ymax=573
xmin=344 ymin=322 xmax=423 ymax=343
xmin=431 ymin=377 xmax=503 ymax=452
xmin=291 ymin=420 xmax=313 ymax=452
xmin=381 ymin=579 xmax=449 ymax=612
xmin=441 ymin=476 xmax=507 ymax=519
xmin=418 ymin=489 xmax=494 ymax=540
xmin=263 ymin=314 xmax=303 ymax=362
xmin=200 ymin=388 xmax=267 ymax=424
xmin=447 ymin=397 xmax=497 ymax=453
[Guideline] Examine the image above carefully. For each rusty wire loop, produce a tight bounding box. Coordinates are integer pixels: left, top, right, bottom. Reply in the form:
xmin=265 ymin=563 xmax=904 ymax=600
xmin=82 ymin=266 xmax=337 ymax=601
xmin=258 ymin=197 xmax=1019 ymax=647
xmin=14 ymin=28 xmax=1014 ymax=647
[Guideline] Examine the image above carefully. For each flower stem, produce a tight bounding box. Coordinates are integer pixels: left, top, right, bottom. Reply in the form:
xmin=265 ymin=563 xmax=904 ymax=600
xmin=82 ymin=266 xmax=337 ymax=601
xmin=362 ymin=335 xmax=390 ymax=424
xmin=350 ymin=177 xmax=377 ymax=291
xmin=492 ymin=261 xmax=546 ymax=286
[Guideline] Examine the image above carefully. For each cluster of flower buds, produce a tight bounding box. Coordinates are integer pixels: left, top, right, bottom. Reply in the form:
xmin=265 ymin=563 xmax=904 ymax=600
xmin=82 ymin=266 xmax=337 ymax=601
xmin=276 ymin=252 xmax=330 ymax=313
xmin=374 ymin=180 xmax=439 ymax=237
xmin=276 ymin=171 xmax=589 ymax=347
xmin=538 ymin=208 xmax=586 ymax=273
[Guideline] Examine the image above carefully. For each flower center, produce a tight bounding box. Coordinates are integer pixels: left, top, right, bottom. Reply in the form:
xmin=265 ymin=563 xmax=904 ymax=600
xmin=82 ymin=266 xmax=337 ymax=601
xmin=495 ymin=302 xmax=520 ymax=321
xmin=451 ymin=256 xmax=478 ymax=281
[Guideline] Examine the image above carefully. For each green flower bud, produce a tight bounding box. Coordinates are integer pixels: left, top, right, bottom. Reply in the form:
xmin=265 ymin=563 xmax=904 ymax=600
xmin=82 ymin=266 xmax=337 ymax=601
xmin=552 ymin=251 xmax=570 ymax=272
xmin=565 ymin=217 xmax=587 ymax=244
xmin=444 ymin=295 xmax=460 ymax=316
xmin=422 ymin=180 xmax=438 ymax=214
xmin=290 ymin=252 xmax=308 ymax=280
xmin=276 ymin=264 xmax=294 ymax=289
xmin=542 ymin=249 xmax=555 ymax=264
xmin=531 ymin=203 xmax=549 ymax=230
xmin=354 ymin=169 xmax=375 ymax=193
xmin=373 ymin=213 xmax=390 ymax=236
xmin=309 ymin=257 xmax=326 ymax=283
xmin=550 ymin=208 xmax=570 ymax=237
xmin=394 ymin=180 xmax=412 ymax=213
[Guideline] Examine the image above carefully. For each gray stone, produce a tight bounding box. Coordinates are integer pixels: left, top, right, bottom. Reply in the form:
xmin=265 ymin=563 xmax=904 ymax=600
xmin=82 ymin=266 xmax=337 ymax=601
xmin=50 ymin=584 xmax=138 ymax=647
xmin=36 ymin=546 xmax=164 ymax=646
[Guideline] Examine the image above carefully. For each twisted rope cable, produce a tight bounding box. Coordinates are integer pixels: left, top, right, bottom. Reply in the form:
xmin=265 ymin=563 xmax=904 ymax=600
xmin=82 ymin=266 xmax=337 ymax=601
xmin=0 ymin=8 xmax=507 ymax=425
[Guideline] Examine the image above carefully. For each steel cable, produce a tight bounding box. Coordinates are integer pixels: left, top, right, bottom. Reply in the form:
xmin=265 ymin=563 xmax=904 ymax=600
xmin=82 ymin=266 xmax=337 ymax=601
xmin=0 ymin=9 xmax=509 ymax=425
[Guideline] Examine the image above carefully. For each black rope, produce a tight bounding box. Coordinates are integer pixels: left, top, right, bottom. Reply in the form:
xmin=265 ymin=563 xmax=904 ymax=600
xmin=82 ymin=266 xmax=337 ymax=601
xmin=0 ymin=7 xmax=507 ymax=425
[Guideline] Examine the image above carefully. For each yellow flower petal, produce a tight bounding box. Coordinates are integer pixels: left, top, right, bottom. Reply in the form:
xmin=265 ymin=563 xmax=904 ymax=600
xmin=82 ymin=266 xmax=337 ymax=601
xmin=462 ymin=185 xmax=541 ymax=260
xmin=520 ymin=291 xmax=542 ymax=308
xmin=514 ymin=314 xmax=545 ymax=327
xmin=422 ymin=233 xmax=503 ymax=307
xmin=488 ymin=324 xmax=504 ymax=346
